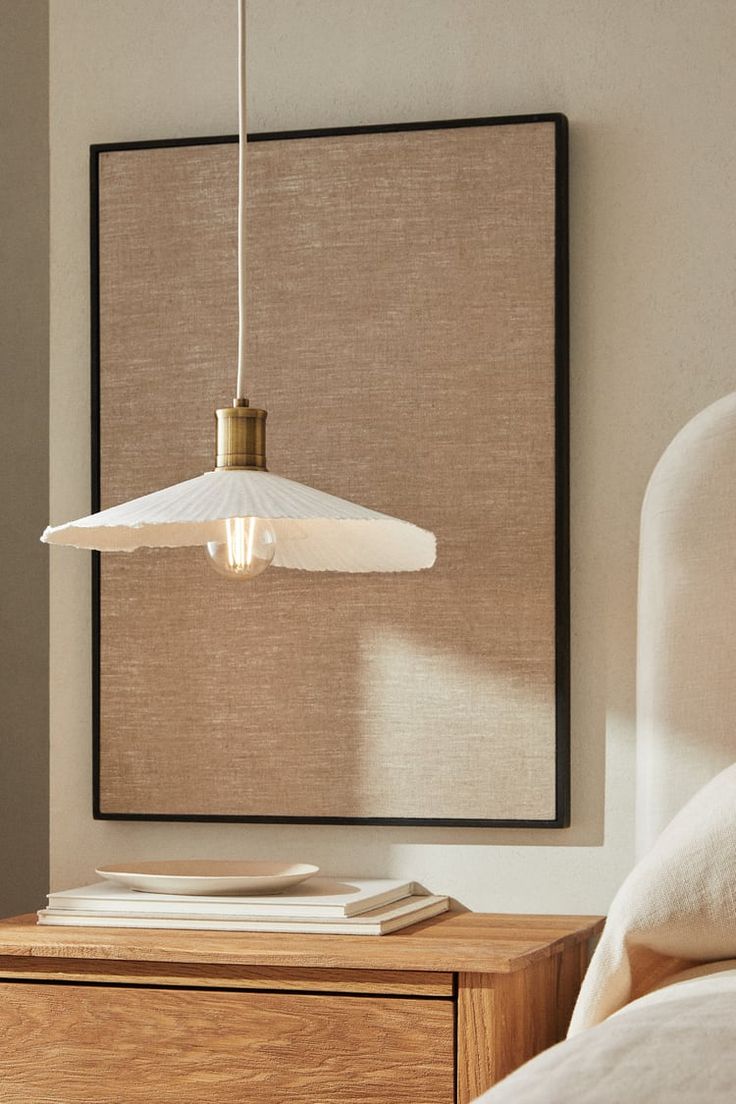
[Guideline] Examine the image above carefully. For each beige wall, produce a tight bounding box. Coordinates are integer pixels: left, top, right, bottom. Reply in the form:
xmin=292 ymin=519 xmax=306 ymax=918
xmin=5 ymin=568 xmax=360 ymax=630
xmin=0 ymin=0 xmax=49 ymax=916
xmin=48 ymin=0 xmax=736 ymax=913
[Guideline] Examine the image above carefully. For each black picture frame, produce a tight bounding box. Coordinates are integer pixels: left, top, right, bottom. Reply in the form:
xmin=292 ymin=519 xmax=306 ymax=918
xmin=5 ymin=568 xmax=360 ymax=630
xmin=90 ymin=113 xmax=570 ymax=828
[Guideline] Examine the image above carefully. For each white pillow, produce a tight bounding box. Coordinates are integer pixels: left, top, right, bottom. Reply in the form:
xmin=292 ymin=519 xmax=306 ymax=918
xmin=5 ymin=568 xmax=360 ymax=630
xmin=569 ymin=761 xmax=736 ymax=1033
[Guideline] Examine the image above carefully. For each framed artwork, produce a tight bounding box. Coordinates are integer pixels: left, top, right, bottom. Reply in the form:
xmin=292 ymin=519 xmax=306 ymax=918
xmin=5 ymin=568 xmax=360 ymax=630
xmin=92 ymin=113 xmax=569 ymax=827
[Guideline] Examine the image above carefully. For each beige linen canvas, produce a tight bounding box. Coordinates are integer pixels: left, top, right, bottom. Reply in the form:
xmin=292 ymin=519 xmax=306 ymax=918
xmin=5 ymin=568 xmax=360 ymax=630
xmin=95 ymin=119 xmax=566 ymax=823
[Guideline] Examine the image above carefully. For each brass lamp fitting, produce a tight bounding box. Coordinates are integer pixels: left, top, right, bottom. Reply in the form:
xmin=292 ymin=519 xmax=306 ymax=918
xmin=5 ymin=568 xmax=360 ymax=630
xmin=215 ymin=398 xmax=268 ymax=470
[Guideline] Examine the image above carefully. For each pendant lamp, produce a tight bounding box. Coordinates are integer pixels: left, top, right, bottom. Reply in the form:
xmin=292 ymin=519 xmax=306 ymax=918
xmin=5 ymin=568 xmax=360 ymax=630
xmin=42 ymin=0 xmax=436 ymax=579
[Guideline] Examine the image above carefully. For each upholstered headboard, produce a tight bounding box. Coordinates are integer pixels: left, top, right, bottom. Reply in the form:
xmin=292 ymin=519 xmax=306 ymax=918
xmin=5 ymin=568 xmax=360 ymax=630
xmin=636 ymin=392 xmax=736 ymax=855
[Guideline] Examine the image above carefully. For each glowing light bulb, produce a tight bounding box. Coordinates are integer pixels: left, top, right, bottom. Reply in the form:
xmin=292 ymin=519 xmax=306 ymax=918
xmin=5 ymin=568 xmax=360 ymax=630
xmin=205 ymin=516 xmax=276 ymax=579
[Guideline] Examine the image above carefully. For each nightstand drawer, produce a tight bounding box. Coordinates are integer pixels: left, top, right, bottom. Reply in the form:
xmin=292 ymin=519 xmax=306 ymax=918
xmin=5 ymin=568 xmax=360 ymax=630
xmin=0 ymin=982 xmax=455 ymax=1103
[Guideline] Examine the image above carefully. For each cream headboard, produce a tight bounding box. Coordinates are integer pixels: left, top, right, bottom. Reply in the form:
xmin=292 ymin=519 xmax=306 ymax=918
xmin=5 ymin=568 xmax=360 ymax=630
xmin=636 ymin=392 xmax=736 ymax=855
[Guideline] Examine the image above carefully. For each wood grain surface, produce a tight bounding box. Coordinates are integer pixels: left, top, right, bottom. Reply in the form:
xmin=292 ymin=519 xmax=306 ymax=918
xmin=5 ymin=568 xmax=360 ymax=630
xmin=0 ymin=982 xmax=454 ymax=1104
xmin=0 ymin=913 xmax=600 ymax=1102
xmin=0 ymin=955 xmax=452 ymax=995
xmin=0 ymin=912 xmax=603 ymax=973
xmin=456 ymin=940 xmax=591 ymax=1101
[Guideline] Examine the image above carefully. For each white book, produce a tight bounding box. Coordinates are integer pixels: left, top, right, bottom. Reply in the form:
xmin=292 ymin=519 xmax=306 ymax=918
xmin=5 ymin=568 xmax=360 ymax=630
xmin=46 ymin=877 xmax=416 ymax=919
xmin=37 ymin=894 xmax=449 ymax=936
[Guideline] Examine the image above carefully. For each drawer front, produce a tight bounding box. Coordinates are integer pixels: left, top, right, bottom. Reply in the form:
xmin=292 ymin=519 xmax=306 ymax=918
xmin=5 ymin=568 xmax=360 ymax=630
xmin=0 ymin=982 xmax=454 ymax=1104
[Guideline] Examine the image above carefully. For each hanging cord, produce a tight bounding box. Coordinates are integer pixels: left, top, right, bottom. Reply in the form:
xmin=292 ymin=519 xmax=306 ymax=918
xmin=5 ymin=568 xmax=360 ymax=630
xmin=235 ymin=0 xmax=248 ymax=401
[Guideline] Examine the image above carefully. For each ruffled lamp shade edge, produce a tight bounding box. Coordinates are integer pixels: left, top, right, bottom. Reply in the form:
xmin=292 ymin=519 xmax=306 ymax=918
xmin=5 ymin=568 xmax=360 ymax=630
xmin=42 ymin=468 xmax=437 ymax=572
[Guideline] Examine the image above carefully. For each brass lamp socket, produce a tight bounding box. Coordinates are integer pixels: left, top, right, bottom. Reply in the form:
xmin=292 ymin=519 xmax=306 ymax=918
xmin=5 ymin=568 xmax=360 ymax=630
xmin=215 ymin=401 xmax=268 ymax=471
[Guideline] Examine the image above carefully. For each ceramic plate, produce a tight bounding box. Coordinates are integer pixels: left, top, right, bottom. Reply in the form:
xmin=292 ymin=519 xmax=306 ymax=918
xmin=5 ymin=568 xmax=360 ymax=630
xmin=95 ymin=860 xmax=320 ymax=896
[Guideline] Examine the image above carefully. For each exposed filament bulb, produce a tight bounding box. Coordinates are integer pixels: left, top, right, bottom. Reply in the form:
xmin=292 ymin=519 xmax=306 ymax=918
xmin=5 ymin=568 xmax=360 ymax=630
xmin=205 ymin=516 xmax=276 ymax=579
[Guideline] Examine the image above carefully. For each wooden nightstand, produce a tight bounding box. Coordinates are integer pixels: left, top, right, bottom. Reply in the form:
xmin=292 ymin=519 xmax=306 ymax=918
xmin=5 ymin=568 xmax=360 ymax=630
xmin=0 ymin=911 xmax=602 ymax=1103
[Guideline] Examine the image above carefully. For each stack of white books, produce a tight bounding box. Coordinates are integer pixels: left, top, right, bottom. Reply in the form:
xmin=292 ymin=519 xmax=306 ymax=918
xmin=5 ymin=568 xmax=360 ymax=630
xmin=37 ymin=877 xmax=449 ymax=936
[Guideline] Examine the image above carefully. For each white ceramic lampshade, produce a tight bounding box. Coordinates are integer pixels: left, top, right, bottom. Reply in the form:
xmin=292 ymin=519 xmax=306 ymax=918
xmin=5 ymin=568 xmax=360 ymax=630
xmin=41 ymin=468 xmax=436 ymax=572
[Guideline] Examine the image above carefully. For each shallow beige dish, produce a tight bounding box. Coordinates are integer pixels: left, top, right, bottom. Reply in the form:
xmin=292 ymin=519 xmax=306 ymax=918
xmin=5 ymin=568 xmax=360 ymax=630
xmin=95 ymin=860 xmax=320 ymax=896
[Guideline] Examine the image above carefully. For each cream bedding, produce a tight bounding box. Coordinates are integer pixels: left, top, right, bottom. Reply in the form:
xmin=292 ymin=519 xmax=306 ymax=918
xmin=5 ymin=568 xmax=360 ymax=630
xmin=476 ymin=962 xmax=736 ymax=1103
xmin=476 ymin=764 xmax=736 ymax=1101
xmin=569 ymin=762 xmax=736 ymax=1033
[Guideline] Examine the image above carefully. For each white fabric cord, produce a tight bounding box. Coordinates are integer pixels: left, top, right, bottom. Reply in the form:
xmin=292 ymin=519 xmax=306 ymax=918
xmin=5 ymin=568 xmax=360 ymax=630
xmin=236 ymin=0 xmax=247 ymax=400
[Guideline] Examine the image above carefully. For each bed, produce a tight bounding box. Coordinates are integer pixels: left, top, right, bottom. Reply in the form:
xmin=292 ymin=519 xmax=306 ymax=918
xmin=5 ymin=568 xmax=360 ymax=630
xmin=477 ymin=392 xmax=736 ymax=1102
xmin=477 ymin=961 xmax=736 ymax=1102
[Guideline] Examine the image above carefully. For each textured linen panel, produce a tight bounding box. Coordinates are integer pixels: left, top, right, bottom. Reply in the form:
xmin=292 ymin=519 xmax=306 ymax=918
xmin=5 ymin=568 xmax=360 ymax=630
xmin=477 ymin=963 xmax=736 ymax=1103
xmin=97 ymin=124 xmax=558 ymax=819
xmin=568 ymin=763 xmax=736 ymax=1034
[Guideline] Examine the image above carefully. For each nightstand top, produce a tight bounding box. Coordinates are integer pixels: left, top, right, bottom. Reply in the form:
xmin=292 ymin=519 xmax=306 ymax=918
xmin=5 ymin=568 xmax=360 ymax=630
xmin=0 ymin=911 xmax=602 ymax=974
